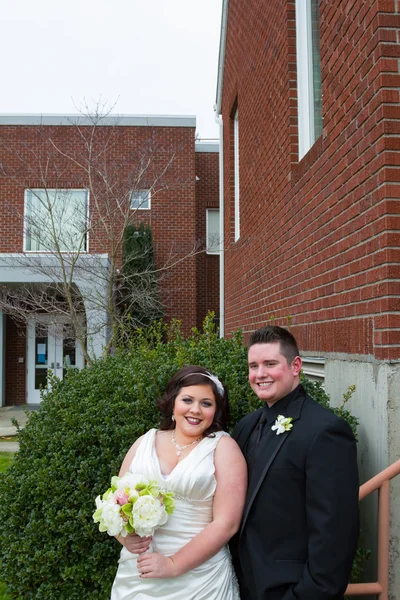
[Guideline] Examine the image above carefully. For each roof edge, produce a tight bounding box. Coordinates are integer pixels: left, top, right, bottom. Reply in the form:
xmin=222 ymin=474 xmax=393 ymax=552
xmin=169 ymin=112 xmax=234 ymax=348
xmin=215 ymin=0 xmax=229 ymax=115
xmin=0 ymin=114 xmax=196 ymax=128
xmin=195 ymin=142 xmax=219 ymax=153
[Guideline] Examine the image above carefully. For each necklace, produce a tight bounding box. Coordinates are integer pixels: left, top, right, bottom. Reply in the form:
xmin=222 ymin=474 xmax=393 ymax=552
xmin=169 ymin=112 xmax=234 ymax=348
xmin=171 ymin=430 xmax=202 ymax=457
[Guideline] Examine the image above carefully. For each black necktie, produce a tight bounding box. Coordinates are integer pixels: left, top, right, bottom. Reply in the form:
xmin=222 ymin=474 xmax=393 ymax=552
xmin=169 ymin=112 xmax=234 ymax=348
xmin=255 ymin=412 xmax=268 ymax=443
xmin=245 ymin=411 xmax=268 ymax=473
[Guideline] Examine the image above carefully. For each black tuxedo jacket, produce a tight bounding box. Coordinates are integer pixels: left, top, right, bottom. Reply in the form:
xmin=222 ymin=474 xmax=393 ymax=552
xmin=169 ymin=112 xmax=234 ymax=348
xmin=231 ymin=386 xmax=359 ymax=600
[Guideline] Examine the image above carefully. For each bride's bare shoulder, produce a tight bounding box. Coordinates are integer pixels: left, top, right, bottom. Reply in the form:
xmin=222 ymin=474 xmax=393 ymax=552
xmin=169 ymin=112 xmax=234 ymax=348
xmin=118 ymin=432 xmax=148 ymax=476
xmin=215 ymin=434 xmax=245 ymax=463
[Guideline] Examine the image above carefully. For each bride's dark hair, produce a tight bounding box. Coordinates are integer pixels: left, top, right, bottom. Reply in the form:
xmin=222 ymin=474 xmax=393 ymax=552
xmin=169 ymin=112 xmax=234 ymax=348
xmin=158 ymin=365 xmax=229 ymax=436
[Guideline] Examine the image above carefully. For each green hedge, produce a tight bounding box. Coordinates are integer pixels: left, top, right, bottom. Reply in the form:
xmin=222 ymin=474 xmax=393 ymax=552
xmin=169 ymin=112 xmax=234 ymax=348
xmin=0 ymin=316 xmax=358 ymax=599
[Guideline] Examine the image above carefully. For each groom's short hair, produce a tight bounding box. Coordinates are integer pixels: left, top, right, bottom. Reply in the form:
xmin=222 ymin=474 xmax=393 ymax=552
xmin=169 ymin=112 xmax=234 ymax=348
xmin=248 ymin=325 xmax=300 ymax=365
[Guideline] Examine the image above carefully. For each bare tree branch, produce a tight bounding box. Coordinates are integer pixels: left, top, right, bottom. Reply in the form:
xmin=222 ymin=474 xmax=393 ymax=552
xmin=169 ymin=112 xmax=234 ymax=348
xmin=0 ymin=103 xmax=215 ymax=362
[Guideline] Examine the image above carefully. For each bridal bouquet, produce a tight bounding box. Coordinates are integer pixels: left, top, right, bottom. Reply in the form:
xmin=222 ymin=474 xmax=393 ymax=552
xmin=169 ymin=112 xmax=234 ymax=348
xmin=93 ymin=473 xmax=175 ymax=538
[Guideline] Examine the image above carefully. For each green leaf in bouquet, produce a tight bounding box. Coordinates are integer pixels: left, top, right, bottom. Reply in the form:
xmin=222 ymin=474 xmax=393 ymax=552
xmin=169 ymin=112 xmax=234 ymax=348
xmin=163 ymin=493 xmax=175 ymax=515
xmin=148 ymin=482 xmax=161 ymax=497
xmin=110 ymin=476 xmax=120 ymax=491
xmin=121 ymin=504 xmax=132 ymax=517
xmin=125 ymin=522 xmax=134 ymax=534
xmin=93 ymin=508 xmax=103 ymax=522
xmin=103 ymin=488 xmax=113 ymax=500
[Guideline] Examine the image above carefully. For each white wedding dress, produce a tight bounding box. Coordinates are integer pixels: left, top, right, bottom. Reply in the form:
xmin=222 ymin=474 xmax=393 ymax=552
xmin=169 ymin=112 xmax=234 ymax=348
xmin=110 ymin=428 xmax=240 ymax=600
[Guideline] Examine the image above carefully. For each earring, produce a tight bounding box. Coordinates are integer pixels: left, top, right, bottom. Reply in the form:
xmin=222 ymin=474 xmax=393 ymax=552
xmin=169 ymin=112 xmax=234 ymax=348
xmin=171 ymin=414 xmax=175 ymax=422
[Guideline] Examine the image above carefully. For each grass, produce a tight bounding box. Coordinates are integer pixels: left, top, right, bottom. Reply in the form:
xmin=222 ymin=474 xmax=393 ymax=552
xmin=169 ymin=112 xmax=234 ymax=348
xmin=0 ymin=453 xmax=14 ymax=471
xmin=0 ymin=454 xmax=13 ymax=600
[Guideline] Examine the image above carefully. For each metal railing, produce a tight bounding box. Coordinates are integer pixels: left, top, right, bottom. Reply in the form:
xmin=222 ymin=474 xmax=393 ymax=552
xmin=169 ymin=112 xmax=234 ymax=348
xmin=345 ymin=459 xmax=400 ymax=599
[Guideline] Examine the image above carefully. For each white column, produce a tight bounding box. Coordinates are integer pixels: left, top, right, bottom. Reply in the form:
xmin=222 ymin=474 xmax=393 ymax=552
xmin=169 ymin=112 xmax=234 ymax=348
xmin=75 ymin=255 xmax=111 ymax=360
xmin=0 ymin=312 xmax=5 ymax=406
xmin=77 ymin=280 xmax=110 ymax=360
xmin=84 ymin=301 xmax=109 ymax=359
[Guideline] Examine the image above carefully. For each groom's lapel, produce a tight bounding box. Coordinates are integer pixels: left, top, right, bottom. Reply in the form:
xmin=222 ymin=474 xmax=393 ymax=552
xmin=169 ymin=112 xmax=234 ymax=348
xmin=233 ymin=408 xmax=263 ymax=450
xmin=240 ymin=391 xmax=306 ymax=535
xmin=240 ymin=433 xmax=289 ymax=534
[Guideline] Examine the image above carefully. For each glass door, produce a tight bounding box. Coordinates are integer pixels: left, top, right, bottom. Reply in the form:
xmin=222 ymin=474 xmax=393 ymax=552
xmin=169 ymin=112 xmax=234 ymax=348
xmin=27 ymin=319 xmax=84 ymax=404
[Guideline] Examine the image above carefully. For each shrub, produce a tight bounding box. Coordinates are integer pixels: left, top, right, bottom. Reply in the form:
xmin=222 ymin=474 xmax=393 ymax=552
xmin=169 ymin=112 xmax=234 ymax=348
xmin=0 ymin=315 xmax=358 ymax=599
xmin=119 ymin=222 xmax=163 ymax=333
xmin=300 ymin=378 xmax=358 ymax=438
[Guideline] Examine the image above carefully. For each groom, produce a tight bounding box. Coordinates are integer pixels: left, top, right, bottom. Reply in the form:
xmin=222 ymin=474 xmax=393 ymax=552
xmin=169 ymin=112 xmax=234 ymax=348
xmin=231 ymin=325 xmax=359 ymax=600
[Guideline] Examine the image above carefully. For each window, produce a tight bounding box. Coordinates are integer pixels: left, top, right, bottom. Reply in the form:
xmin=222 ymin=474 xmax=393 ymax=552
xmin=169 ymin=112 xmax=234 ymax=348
xmin=206 ymin=209 xmax=221 ymax=254
xmin=24 ymin=189 xmax=88 ymax=252
xmin=296 ymin=0 xmax=323 ymax=160
xmin=130 ymin=189 xmax=151 ymax=210
xmin=301 ymin=357 xmax=325 ymax=387
xmin=234 ymin=108 xmax=240 ymax=241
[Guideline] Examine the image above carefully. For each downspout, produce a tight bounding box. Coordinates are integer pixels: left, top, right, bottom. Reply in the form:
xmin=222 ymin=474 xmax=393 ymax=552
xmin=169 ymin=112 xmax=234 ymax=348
xmin=215 ymin=112 xmax=224 ymax=338
xmin=215 ymin=0 xmax=228 ymax=338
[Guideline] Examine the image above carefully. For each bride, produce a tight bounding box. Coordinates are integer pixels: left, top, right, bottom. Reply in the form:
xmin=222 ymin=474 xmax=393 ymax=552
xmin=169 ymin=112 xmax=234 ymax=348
xmin=110 ymin=365 xmax=247 ymax=599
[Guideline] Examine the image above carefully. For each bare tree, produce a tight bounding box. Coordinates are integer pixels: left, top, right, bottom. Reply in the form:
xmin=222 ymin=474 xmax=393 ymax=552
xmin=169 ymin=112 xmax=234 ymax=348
xmin=0 ymin=103 xmax=208 ymax=363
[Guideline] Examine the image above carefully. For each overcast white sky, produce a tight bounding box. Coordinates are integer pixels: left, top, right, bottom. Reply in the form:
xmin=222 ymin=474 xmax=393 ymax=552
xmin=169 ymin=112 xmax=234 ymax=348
xmin=1 ymin=0 xmax=223 ymax=139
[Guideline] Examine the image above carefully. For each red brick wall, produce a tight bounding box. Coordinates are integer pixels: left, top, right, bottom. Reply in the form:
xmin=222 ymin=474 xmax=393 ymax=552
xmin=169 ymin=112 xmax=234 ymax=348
xmin=5 ymin=317 xmax=26 ymax=406
xmin=195 ymin=151 xmax=220 ymax=328
xmin=221 ymin=0 xmax=400 ymax=360
xmin=0 ymin=123 xmax=198 ymax=334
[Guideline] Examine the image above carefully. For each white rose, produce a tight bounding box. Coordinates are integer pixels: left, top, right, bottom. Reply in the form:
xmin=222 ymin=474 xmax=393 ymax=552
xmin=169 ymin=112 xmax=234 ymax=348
xmin=131 ymin=496 xmax=168 ymax=537
xmin=101 ymin=502 xmax=124 ymax=536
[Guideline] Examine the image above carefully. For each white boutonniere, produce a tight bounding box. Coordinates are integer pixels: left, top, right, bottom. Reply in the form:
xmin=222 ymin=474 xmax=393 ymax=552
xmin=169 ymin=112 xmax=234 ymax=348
xmin=271 ymin=415 xmax=293 ymax=435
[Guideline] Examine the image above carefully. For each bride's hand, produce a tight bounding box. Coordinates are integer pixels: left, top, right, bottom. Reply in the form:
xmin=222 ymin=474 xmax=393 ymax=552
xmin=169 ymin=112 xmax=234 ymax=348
xmin=137 ymin=552 xmax=178 ymax=578
xmin=121 ymin=534 xmax=152 ymax=554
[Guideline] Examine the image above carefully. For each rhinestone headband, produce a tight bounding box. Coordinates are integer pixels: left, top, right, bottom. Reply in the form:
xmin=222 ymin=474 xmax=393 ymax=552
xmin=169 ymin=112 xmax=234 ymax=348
xmin=179 ymin=372 xmax=224 ymax=396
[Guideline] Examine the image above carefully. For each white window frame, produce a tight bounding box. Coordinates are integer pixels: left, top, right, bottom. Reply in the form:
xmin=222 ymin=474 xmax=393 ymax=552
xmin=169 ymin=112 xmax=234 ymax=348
xmin=24 ymin=188 xmax=89 ymax=253
xmin=206 ymin=208 xmax=221 ymax=255
xmin=234 ymin=108 xmax=240 ymax=241
xmin=130 ymin=189 xmax=151 ymax=210
xmin=296 ymin=0 xmax=322 ymax=160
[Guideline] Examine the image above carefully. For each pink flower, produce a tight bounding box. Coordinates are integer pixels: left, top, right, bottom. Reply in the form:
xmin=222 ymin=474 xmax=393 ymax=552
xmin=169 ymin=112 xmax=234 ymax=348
xmin=115 ymin=490 xmax=130 ymax=506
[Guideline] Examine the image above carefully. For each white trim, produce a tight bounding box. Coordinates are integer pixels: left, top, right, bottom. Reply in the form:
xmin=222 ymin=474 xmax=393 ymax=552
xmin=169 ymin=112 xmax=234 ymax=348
xmin=234 ymin=108 xmax=240 ymax=242
xmin=0 ymin=114 xmax=196 ymax=128
xmin=296 ymin=0 xmax=312 ymax=159
xmin=0 ymin=252 xmax=108 ymax=263
xmin=296 ymin=0 xmax=322 ymax=160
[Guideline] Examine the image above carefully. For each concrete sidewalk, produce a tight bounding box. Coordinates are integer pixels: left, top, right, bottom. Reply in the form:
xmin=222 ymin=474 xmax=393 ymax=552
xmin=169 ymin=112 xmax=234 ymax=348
xmin=0 ymin=405 xmax=40 ymax=452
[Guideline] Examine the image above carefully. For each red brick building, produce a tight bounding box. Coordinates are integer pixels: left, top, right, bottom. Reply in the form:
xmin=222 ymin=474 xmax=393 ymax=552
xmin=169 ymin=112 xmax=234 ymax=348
xmin=195 ymin=144 xmax=221 ymax=330
xmin=215 ymin=0 xmax=399 ymax=591
xmin=0 ymin=115 xmax=219 ymax=406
